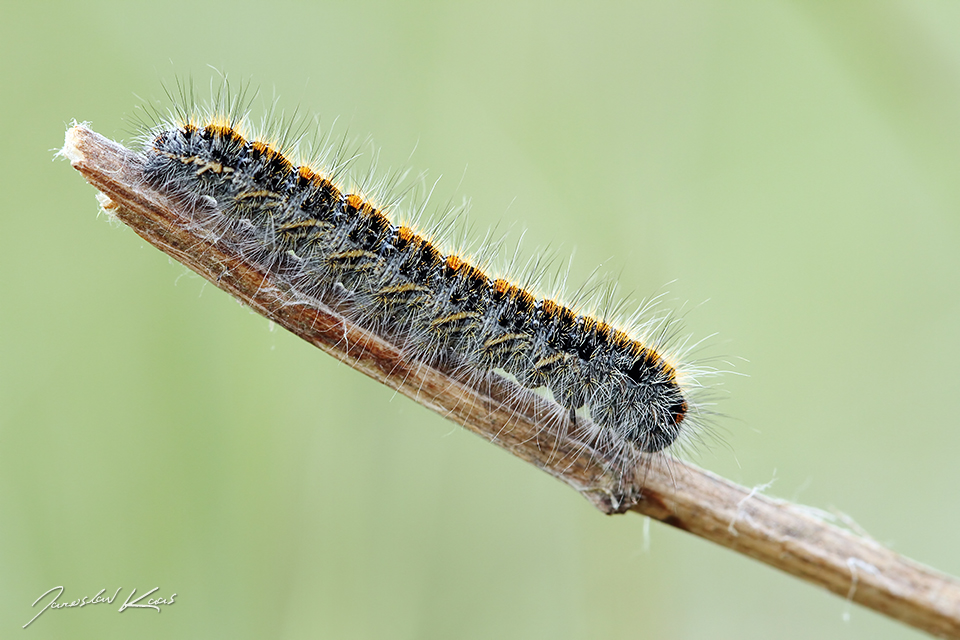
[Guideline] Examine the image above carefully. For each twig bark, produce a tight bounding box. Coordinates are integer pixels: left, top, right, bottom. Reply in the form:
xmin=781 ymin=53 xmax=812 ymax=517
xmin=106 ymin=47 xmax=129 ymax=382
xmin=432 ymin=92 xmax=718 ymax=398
xmin=62 ymin=124 xmax=960 ymax=638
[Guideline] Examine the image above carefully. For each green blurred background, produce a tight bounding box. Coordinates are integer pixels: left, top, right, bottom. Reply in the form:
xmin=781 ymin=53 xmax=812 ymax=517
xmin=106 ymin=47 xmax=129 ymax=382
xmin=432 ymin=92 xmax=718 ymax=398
xmin=2 ymin=1 xmax=959 ymax=638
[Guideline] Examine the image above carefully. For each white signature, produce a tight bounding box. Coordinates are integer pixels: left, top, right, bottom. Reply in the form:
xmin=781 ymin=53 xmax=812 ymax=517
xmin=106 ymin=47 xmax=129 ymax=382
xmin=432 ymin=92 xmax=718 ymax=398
xmin=23 ymin=586 xmax=176 ymax=628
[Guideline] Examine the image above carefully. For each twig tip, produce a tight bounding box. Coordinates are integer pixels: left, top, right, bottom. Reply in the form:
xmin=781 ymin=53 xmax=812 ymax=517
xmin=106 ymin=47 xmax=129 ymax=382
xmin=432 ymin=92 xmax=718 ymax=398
xmin=60 ymin=123 xmax=89 ymax=166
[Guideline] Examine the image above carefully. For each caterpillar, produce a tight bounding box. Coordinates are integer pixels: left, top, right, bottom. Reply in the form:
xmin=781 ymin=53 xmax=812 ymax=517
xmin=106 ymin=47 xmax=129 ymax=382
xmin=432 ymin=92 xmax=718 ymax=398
xmin=136 ymin=88 xmax=712 ymax=474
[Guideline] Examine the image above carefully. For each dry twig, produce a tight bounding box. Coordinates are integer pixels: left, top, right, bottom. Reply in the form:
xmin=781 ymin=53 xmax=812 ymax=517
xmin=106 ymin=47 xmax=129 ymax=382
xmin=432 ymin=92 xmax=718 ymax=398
xmin=62 ymin=124 xmax=960 ymax=638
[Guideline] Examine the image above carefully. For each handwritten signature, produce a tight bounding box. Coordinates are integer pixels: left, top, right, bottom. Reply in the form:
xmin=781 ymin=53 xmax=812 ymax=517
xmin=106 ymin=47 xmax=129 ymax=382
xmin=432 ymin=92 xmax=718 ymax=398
xmin=24 ymin=586 xmax=176 ymax=628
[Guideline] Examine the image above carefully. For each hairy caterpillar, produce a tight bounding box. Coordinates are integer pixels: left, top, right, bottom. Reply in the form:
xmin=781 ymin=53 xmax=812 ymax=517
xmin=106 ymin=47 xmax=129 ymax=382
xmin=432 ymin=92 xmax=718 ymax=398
xmin=135 ymin=85 xmax=713 ymax=477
